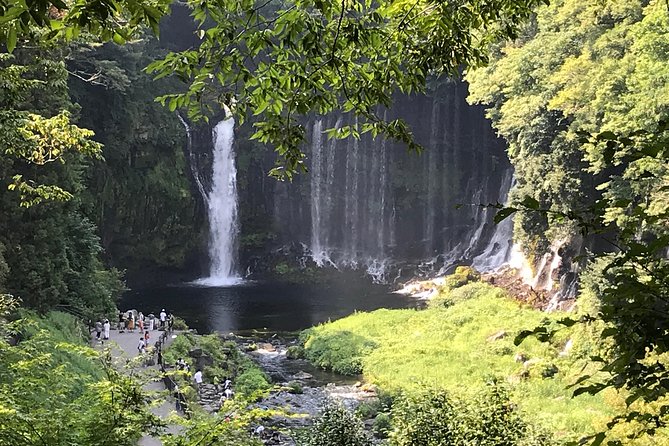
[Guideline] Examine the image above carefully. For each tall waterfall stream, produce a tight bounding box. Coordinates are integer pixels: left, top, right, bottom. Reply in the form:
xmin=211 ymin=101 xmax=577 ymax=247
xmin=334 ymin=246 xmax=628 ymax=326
xmin=196 ymin=118 xmax=242 ymax=286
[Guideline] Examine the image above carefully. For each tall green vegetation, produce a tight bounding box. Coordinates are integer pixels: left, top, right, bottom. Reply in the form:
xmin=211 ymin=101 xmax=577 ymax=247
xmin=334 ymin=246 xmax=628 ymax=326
xmin=0 ymin=43 xmax=122 ymax=314
xmin=69 ymin=38 xmax=203 ymax=278
xmin=467 ymin=0 xmax=669 ymax=441
xmin=0 ymin=301 xmax=161 ymax=445
xmin=467 ymin=0 xmax=668 ymax=258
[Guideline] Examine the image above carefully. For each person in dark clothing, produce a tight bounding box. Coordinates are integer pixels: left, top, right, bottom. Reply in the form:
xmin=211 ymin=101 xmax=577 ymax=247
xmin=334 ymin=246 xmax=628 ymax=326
xmin=94 ymin=320 xmax=103 ymax=340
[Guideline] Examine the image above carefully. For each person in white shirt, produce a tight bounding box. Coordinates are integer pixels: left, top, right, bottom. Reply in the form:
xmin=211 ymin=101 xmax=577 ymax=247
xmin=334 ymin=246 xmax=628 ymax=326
xmin=137 ymin=337 xmax=146 ymax=355
xmin=194 ymin=369 xmax=203 ymax=392
xmin=159 ymin=309 xmax=167 ymax=329
xmin=103 ymin=319 xmax=110 ymax=340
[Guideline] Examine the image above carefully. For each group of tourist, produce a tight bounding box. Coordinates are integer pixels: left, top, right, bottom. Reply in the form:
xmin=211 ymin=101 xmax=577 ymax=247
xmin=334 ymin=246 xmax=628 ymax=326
xmin=119 ymin=308 xmax=172 ymax=334
xmin=94 ymin=319 xmax=111 ymax=341
xmin=92 ymin=308 xmax=174 ymax=345
xmin=93 ymin=309 xmax=237 ymax=417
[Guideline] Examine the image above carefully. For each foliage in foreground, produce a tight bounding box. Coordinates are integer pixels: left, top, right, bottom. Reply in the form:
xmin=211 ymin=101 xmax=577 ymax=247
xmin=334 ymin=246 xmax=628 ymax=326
xmin=148 ymin=0 xmax=548 ymax=178
xmin=0 ymin=305 xmax=162 ymax=446
xmin=390 ymin=384 xmax=552 ymax=446
xmin=163 ymin=406 xmax=265 ymax=446
xmin=300 ymin=282 xmax=610 ymax=440
xmin=300 ymin=400 xmax=371 ymax=446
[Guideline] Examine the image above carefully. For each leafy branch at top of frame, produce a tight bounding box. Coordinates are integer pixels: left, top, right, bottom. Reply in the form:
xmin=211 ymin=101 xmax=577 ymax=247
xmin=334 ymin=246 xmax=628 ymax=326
xmin=146 ymin=0 xmax=548 ymax=179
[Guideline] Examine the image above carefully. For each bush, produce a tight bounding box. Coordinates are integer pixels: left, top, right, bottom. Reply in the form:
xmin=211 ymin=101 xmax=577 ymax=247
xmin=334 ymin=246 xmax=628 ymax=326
xmin=444 ymin=266 xmax=480 ymax=290
xmin=303 ymin=400 xmax=371 ymax=446
xmin=162 ymin=332 xmax=197 ymax=366
xmin=303 ymin=330 xmax=377 ymax=375
xmin=286 ymin=345 xmax=305 ymax=359
xmin=171 ymin=316 xmax=189 ymax=330
xmin=236 ymin=368 xmax=271 ymax=399
xmin=389 ymin=390 xmax=459 ymax=446
xmin=372 ymin=413 xmax=391 ymax=438
xmin=287 ymin=381 xmax=303 ymax=394
xmin=457 ymin=383 xmax=552 ymax=446
xmin=389 ymin=384 xmax=553 ymax=446
xmin=355 ymin=401 xmax=379 ymax=419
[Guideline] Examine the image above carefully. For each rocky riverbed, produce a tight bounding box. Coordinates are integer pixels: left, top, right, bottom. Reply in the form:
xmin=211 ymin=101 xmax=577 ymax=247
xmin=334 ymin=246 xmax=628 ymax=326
xmin=198 ymin=334 xmax=380 ymax=445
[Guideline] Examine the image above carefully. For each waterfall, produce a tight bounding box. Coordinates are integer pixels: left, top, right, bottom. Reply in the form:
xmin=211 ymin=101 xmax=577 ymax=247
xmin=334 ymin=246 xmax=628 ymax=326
xmin=306 ymin=117 xmax=394 ymax=281
xmin=309 ymin=119 xmax=329 ymax=266
xmin=196 ymin=118 xmax=241 ymax=286
xmin=272 ymin=88 xmax=512 ymax=283
xmin=424 ymin=100 xmax=440 ymax=256
xmin=177 ymin=113 xmax=207 ymax=201
xmin=471 ymin=168 xmax=515 ymax=271
xmin=343 ymin=122 xmax=360 ymax=264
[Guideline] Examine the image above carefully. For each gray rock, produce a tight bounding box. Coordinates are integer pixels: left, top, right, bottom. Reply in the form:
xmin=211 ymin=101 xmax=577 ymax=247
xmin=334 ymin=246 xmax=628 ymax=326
xmin=292 ymin=371 xmax=313 ymax=380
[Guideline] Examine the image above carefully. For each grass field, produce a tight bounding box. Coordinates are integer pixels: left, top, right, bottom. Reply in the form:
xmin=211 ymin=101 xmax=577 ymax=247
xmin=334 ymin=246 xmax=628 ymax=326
xmin=301 ymin=282 xmax=615 ymax=441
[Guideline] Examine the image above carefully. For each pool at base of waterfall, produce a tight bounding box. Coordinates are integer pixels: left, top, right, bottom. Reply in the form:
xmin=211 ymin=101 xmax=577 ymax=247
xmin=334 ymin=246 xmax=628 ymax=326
xmin=119 ymin=278 xmax=418 ymax=334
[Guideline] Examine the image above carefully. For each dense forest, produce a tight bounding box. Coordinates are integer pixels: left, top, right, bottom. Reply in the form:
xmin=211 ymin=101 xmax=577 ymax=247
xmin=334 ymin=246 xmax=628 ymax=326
xmin=0 ymin=0 xmax=668 ymax=444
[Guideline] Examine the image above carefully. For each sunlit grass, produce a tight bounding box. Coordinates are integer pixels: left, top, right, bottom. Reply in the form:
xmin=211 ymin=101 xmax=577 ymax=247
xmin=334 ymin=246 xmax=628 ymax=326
xmin=302 ymin=282 xmax=613 ymax=440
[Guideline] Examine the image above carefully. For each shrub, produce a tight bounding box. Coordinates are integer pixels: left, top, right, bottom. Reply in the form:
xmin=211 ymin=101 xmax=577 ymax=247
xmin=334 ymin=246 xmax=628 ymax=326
xmin=171 ymin=316 xmax=189 ymax=330
xmin=286 ymin=345 xmax=305 ymax=359
xmin=355 ymin=401 xmax=379 ymax=419
xmin=389 ymin=384 xmax=553 ymax=446
xmin=304 ymin=330 xmax=377 ymax=375
xmin=373 ymin=413 xmax=391 ymax=438
xmin=198 ymin=334 xmax=228 ymax=363
xmin=162 ymin=332 xmax=197 ymax=365
xmin=389 ymin=390 xmax=459 ymax=446
xmin=236 ymin=368 xmax=271 ymax=399
xmin=444 ymin=266 xmax=480 ymax=289
xmin=287 ymin=381 xmax=303 ymax=394
xmin=303 ymin=400 xmax=371 ymax=446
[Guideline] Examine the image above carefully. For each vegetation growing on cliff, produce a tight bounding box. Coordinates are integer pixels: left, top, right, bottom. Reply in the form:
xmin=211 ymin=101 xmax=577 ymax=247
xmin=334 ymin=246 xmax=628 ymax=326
xmin=467 ymin=1 xmax=669 ymax=441
xmin=300 ymin=281 xmax=669 ymax=443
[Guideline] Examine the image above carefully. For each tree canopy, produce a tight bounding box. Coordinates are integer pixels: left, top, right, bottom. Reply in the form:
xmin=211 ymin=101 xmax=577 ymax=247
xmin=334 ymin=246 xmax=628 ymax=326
xmin=467 ymin=1 xmax=669 ymax=442
xmin=147 ymin=0 xmax=548 ymax=178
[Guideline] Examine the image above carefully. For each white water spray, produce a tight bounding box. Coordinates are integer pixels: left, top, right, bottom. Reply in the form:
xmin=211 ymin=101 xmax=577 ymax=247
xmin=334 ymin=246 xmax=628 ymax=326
xmin=196 ymin=119 xmax=242 ymax=286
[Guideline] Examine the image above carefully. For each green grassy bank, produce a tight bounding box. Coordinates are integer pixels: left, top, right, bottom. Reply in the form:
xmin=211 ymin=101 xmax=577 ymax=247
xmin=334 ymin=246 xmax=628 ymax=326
xmin=300 ymin=281 xmax=615 ymax=441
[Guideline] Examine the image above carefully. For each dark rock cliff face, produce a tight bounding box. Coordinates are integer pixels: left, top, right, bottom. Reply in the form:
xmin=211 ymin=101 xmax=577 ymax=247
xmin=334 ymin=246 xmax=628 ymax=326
xmin=225 ymin=81 xmax=513 ymax=282
xmin=154 ymin=4 xmax=514 ymax=286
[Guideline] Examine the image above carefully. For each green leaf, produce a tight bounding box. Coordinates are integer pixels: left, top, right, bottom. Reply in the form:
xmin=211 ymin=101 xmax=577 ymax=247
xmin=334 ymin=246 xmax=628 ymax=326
xmin=493 ymin=207 xmax=517 ymax=224
xmin=6 ymin=26 xmax=17 ymax=53
xmin=112 ymin=32 xmax=126 ymax=45
xmin=520 ymin=195 xmax=540 ymax=210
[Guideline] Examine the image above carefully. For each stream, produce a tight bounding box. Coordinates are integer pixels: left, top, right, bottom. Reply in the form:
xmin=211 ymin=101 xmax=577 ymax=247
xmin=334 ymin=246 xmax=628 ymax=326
xmin=121 ymin=278 xmax=417 ymax=443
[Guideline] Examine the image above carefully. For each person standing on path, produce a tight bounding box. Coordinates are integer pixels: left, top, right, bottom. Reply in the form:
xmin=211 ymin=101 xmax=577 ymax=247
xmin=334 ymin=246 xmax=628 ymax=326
xmin=148 ymin=314 xmax=155 ymax=331
xmin=137 ymin=336 xmax=146 ymax=355
xmin=95 ymin=320 xmax=103 ymax=341
xmin=138 ymin=312 xmax=144 ymax=331
xmin=160 ymin=309 xmax=167 ymax=329
xmin=103 ymin=319 xmax=110 ymax=340
xmin=194 ymin=369 xmax=203 ymax=393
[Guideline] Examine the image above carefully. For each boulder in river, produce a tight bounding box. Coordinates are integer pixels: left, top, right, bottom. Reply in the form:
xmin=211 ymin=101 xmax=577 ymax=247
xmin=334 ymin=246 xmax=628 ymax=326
xmin=292 ymin=371 xmax=313 ymax=380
